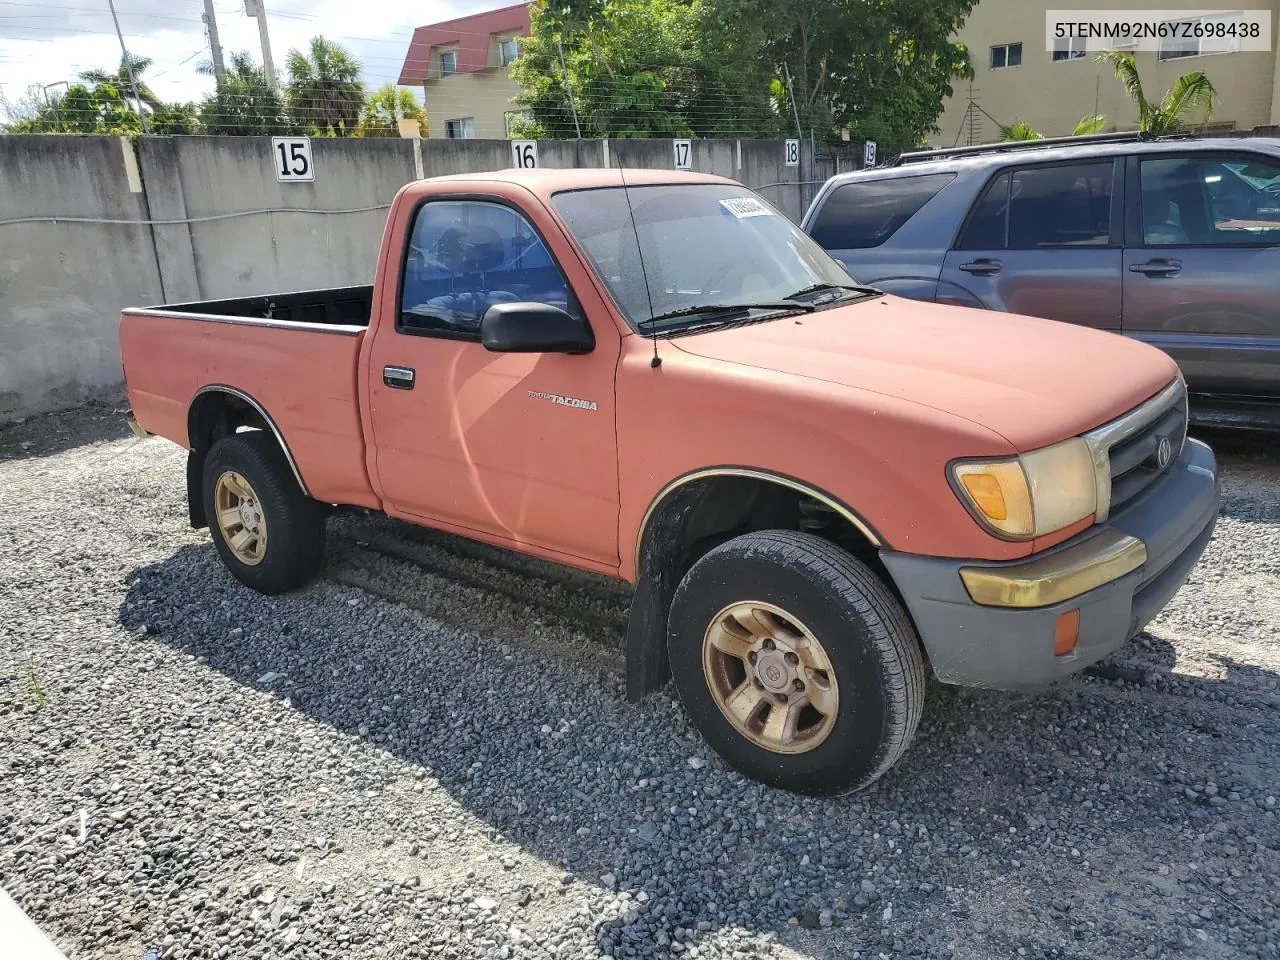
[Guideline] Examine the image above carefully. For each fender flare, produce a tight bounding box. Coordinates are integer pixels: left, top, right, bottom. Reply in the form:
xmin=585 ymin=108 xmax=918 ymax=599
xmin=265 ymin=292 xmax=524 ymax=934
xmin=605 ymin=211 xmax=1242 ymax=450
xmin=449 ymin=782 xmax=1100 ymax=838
xmin=624 ymin=467 xmax=883 ymax=702
xmin=633 ymin=467 xmax=882 ymax=576
xmin=188 ymin=384 xmax=310 ymax=497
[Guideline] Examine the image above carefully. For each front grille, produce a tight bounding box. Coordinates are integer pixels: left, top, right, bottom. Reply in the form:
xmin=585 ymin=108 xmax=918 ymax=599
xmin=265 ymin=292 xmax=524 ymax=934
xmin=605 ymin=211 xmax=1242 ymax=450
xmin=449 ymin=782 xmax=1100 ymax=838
xmin=1087 ymin=379 xmax=1188 ymax=519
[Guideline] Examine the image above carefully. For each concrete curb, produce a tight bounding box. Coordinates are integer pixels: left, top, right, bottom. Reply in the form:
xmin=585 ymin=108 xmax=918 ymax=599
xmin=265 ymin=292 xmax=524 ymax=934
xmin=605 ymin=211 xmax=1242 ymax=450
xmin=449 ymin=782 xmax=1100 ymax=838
xmin=0 ymin=888 xmax=68 ymax=960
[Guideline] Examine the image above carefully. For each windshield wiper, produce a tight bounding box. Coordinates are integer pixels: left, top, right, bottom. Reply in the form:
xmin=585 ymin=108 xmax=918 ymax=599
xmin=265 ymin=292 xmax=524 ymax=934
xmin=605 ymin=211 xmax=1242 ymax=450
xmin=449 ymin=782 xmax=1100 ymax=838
xmin=638 ymin=301 xmax=815 ymax=328
xmin=786 ymin=281 xmax=882 ymax=303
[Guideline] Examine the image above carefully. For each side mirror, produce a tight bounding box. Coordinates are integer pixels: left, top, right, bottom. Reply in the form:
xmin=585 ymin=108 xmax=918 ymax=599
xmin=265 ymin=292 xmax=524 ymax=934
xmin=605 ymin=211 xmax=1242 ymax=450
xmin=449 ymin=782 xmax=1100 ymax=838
xmin=480 ymin=302 xmax=595 ymax=354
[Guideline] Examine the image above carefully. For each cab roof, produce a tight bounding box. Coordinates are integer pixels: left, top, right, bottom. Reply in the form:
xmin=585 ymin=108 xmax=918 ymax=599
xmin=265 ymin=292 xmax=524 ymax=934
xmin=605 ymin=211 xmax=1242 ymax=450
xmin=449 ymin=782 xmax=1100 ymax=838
xmin=414 ymin=167 xmax=742 ymax=198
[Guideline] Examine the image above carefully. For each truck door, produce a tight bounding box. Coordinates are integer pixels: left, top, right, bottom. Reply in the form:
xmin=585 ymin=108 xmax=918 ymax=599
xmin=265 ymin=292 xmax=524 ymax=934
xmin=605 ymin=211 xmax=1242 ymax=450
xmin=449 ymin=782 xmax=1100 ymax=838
xmin=1122 ymin=151 xmax=1280 ymax=396
xmin=365 ymin=194 xmax=621 ymax=566
xmin=938 ymin=159 xmax=1124 ymax=330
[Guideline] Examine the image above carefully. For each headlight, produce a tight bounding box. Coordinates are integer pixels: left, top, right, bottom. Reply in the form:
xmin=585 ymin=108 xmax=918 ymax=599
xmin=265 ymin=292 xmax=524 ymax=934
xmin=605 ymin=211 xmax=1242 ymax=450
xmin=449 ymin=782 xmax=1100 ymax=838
xmin=951 ymin=437 xmax=1098 ymax=540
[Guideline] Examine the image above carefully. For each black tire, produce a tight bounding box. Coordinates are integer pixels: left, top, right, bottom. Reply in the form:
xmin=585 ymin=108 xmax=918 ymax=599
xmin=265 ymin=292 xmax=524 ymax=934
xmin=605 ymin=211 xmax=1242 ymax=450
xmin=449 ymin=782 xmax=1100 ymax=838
xmin=202 ymin=432 xmax=326 ymax=595
xmin=667 ymin=530 xmax=925 ymax=796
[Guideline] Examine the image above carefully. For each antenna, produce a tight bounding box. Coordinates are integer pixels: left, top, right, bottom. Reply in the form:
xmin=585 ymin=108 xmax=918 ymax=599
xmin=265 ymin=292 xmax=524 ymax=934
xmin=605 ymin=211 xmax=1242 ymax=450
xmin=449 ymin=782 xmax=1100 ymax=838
xmin=617 ymin=165 xmax=662 ymax=368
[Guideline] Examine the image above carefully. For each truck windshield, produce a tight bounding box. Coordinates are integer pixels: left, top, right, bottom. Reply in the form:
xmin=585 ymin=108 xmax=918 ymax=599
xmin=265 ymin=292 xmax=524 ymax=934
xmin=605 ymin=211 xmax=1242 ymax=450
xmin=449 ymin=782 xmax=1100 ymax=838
xmin=552 ymin=184 xmax=866 ymax=333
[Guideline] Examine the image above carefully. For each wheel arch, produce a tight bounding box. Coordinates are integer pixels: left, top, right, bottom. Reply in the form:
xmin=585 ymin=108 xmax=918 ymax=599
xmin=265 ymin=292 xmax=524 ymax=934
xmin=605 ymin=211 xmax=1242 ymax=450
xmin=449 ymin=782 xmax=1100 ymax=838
xmin=185 ymin=385 xmax=310 ymax=528
xmin=624 ymin=467 xmax=886 ymax=703
xmin=633 ymin=467 xmax=882 ymax=577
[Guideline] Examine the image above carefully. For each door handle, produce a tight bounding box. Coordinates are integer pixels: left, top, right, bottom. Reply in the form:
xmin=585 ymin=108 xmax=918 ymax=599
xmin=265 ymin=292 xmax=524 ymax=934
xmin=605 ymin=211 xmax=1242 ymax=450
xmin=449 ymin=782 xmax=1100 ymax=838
xmin=383 ymin=365 xmax=415 ymax=390
xmin=1129 ymin=259 xmax=1182 ymax=277
xmin=958 ymin=258 xmax=1002 ymax=276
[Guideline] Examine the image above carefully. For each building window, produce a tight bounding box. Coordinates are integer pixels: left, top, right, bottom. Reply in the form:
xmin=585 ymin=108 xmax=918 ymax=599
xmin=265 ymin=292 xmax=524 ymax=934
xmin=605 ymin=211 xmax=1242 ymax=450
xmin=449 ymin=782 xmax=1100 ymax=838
xmin=1159 ymin=12 xmax=1244 ymax=60
xmin=499 ymin=37 xmax=519 ymax=66
xmin=990 ymin=43 xmax=1022 ymax=69
xmin=505 ymin=110 xmax=532 ymax=138
xmin=1052 ymin=35 xmax=1087 ymax=61
xmin=440 ymin=50 xmax=457 ymax=77
xmin=445 ymin=117 xmax=475 ymax=139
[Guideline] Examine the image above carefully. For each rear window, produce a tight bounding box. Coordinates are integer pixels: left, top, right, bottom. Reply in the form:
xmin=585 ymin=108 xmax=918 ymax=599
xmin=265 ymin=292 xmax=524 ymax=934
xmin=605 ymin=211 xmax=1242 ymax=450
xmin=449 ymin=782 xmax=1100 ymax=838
xmin=809 ymin=174 xmax=955 ymax=250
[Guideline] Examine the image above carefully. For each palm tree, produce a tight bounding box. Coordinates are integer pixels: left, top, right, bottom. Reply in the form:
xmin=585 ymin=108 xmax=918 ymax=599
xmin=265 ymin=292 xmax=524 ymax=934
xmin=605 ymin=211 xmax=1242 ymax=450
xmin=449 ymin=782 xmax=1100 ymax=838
xmin=80 ymin=53 xmax=161 ymax=110
xmin=199 ymin=51 xmax=293 ymax=136
xmin=1001 ymin=114 xmax=1108 ymax=142
xmin=1099 ymin=51 xmax=1217 ymax=135
xmin=286 ymin=36 xmax=364 ymax=136
xmin=357 ymin=83 xmax=426 ymax=137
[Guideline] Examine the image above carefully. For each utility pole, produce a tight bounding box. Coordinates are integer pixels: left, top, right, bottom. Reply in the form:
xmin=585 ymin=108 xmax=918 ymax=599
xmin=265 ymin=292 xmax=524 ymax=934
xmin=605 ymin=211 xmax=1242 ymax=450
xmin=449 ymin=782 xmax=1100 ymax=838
xmin=245 ymin=0 xmax=279 ymax=90
xmin=106 ymin=0 xmax=148 ymax=133
xmin=202 ymin=0 xmax=227 ymax=86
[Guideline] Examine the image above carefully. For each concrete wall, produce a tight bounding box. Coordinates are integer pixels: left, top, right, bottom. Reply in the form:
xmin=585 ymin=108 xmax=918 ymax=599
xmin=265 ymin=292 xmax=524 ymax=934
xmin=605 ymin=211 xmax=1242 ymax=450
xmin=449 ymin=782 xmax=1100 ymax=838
xmin=0 ymin=134 xmax=819 ymax=420
xmin=139 ymin=137 xmax=415 ymax=301
xmin=0 ymin=136 xmax=163 ymax=417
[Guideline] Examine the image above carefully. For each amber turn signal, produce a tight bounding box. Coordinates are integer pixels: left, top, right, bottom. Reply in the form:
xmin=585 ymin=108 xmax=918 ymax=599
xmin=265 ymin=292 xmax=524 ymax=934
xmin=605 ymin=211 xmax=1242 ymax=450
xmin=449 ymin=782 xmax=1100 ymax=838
xmin=958 ymin=472 xmax=1008 ymax=521
xmin=1054 ymin=609 xmax=1081 ymax=657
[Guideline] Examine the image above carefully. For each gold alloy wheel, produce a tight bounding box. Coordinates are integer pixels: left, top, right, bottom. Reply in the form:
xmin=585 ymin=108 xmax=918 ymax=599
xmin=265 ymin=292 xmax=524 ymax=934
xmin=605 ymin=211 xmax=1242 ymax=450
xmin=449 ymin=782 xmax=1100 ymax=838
xmin=213 ymin=470 xmax=268 ymax=566
xmin=701 ymin=601 xmax=839 ymax=754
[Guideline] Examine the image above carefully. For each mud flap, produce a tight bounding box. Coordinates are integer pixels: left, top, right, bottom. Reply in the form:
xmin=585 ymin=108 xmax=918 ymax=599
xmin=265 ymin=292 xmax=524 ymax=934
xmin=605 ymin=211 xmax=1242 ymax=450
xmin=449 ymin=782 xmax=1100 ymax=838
xmin=187 ymin=450 xmax=208 ymax=529
xmin=625 ymin=571 xmax=675 ymax=702
xmin=625 ymin=483 xmax=710 ymax=702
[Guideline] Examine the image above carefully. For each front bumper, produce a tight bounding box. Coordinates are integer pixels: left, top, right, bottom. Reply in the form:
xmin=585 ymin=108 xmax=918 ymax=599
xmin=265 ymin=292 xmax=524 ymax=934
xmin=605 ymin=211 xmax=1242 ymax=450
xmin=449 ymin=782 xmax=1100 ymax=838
xmin=880 ymin=438 xmax=1219 ymax=688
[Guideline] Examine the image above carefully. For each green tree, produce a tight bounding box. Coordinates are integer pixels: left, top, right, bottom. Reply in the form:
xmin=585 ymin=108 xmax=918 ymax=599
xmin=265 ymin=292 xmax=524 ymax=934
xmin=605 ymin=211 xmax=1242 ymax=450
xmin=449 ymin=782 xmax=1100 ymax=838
xmin=150 ymin=102 xmax=202 ymax=134
xmin=1100 ymin=51 xmax=1217 ymax=135
xmin=511 ymin=0 xmax=974 ymax=149
xmin=1001 ymin=113 xmax=1107 ymax=141
xmin=80 ymin=53 xmax=162 ymax=111
xmin=358 ymin=83 xmax=426 ymax=137
xmin=286 ymin=36 xmax=364 ymax=137
xmin=5 ymin=82 xmax=141 ymax=134
xmin=511 ymin=0 xmax=777 ymax=139
xmin=200 ymin=52 xmax=292 ymax=136
xmin=747 ymin=0 xmax=977 ymax=152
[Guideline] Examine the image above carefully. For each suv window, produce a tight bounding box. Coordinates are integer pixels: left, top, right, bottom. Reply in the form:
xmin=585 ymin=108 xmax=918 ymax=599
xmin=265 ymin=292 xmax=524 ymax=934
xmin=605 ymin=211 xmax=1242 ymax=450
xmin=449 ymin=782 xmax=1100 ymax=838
xmin=399 ymin=200 xmax=570 ymax=339
xmin=809 ymin=174 xmax=955 ymax=250
xmin=958 ymin=162 xmax=1113 ymax=249
xmin=1140 ymin=155 xmax=1280 ymax=246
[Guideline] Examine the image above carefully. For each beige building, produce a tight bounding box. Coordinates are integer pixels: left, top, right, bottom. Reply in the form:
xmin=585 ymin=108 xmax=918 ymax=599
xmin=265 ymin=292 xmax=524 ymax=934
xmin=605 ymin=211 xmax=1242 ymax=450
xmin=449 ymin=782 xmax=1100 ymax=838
xmin=932 ymin=0 xmax=1280 ymax=145
xmin=398 ymin=3 xmax=532 ymax=140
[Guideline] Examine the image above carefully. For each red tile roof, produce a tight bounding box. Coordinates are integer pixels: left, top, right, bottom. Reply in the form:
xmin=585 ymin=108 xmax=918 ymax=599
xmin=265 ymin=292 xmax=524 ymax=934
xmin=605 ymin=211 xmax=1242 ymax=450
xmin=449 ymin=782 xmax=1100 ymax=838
xmin=398 ymin=2 xmax=532 ymax=85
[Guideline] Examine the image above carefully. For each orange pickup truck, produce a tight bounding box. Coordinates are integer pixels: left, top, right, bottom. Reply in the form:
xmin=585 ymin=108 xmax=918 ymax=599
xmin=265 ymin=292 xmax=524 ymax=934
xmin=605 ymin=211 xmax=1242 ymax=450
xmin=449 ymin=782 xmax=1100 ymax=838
xmin=121 ymin=168 xmax=1219 ymax=795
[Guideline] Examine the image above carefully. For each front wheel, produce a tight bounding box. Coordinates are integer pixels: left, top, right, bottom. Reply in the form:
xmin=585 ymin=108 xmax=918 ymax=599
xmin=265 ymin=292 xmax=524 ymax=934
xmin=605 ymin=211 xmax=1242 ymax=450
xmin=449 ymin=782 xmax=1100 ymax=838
xmin=667 ymin=530 xmax=925 ymax=795
xmin=202 ymin=432 xmax=326 ymax=595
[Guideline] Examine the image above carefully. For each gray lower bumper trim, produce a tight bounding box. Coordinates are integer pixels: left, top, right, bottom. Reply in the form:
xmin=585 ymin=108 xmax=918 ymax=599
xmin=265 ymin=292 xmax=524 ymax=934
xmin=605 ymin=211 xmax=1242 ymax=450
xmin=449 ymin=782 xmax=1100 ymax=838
xmin=881 ymin=439 xmax=1219 ymax=689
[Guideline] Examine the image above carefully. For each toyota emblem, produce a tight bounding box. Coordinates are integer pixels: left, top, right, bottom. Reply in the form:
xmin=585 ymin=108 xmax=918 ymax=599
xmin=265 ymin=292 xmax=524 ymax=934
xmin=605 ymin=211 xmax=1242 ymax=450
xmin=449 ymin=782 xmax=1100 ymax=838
xmin=1156 ymin=435 xmax=1173 ymax=470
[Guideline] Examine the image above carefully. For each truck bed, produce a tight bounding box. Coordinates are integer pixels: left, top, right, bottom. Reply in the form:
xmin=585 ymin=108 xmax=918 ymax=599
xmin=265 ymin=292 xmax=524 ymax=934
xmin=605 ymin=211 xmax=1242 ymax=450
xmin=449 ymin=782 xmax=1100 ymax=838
xmin=120 ymin=285 xmax=377 ymax=510
xmin=161 ymin=284 xmax=374 ymax=328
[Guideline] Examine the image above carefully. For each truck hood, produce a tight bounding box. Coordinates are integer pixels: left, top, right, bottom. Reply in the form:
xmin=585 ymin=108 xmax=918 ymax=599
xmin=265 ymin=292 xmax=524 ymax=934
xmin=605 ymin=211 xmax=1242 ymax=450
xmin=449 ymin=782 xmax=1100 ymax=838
xmin=671 ymin=295 xmax=1179 ymax=451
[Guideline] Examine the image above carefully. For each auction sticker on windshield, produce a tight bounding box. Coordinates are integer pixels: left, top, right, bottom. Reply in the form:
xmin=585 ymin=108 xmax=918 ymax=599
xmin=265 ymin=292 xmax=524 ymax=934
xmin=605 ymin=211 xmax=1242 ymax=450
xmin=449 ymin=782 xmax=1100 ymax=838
xmin=720 ymin=197 xmax=772 ymax=219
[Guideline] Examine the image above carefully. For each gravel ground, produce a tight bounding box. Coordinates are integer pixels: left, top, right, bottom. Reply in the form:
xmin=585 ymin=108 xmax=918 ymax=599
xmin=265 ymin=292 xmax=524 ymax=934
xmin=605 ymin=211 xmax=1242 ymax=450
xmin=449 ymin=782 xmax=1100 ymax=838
xmin=1 ymin=400 xmax=1277 ymax=960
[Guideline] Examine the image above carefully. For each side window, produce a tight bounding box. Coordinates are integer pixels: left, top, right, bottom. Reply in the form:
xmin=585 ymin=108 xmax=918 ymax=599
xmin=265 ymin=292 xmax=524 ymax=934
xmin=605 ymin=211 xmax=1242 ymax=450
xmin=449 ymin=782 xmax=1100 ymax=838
xmin=958 ymin=172 xmax=1010 ymax=249
xmin=399 ymin=201 xmax=571 ymax=339
xmin=1140 ymin=155 xmax=1280 ymax=246
xmin=959 ymin=163 xmax=1113 ymax=249
xmin=808 ymin=174 xmax=955 ymax=250
xmin=1008 ymin=163 xmax=1113 ymax=247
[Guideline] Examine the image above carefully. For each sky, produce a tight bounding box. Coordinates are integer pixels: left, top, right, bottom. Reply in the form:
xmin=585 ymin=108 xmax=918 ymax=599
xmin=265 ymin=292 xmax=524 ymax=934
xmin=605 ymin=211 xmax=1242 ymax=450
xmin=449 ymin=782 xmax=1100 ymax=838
xmin=0 ymin=0 xmax=498 ymax=114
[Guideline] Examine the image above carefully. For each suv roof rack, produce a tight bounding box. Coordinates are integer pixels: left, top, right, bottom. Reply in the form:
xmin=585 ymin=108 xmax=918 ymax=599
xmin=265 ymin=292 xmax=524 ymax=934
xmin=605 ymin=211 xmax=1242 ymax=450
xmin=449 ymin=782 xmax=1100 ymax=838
xmin=890 ymin=131 xmax=1169 ymax=166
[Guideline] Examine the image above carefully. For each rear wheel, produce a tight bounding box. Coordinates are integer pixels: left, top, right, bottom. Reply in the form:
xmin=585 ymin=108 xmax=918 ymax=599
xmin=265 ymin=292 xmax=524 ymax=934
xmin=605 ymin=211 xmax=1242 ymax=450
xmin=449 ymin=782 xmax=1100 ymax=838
xmin=202 ymin=432 xmax=325 ymax=595
xmin=667 ymin=530 xmax=925 ymax=795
